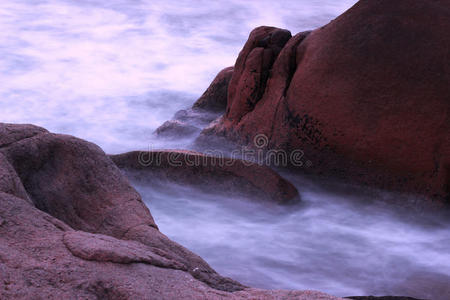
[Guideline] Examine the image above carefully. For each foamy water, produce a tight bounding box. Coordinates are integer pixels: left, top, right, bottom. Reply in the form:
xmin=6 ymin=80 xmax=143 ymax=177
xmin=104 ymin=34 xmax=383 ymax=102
xmin=3 ymin=1 xmax=449 ymax=299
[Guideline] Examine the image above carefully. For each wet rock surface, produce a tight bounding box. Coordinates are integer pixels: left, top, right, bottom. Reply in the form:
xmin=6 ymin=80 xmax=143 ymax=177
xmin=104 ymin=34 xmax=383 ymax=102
xmin=110 ymin=150 xmax=300 ymax=204
xmin=155 ymin=119 xmax=201 ymax=139
xmin=154 ymin=67 xmax=233 ymax=141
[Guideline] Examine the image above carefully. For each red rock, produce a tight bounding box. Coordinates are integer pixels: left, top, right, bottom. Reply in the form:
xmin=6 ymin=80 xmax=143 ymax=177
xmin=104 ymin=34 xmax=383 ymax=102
xmin=63 ymin=231 xmax=186 ymax=270
xmin=207 ymin=0 xmax=450 ymax=202
xmin=110 ymin=150 xmax=300 ymax=204
xmin=155 ymin=120 xmax=200 ymax=138
xmin=226 ymin=27 xmax=291 ymax=122
xmin=154 ymin=67 xmax=234 ymax=139
xmin=0 ymin=123 xmax=243 ymax=292
xmin=193 ymin=66 xmax=234 ymax=112
xmin=0 ymin=123 xmax=342 ymax=299
xmin=0 ymin=190 xmax=339 ymax=299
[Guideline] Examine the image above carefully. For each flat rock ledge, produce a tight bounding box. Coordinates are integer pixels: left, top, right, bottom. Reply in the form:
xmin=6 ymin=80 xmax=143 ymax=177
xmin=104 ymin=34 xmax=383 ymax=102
xmin=110 ymin=150 xmax=300 ymax=204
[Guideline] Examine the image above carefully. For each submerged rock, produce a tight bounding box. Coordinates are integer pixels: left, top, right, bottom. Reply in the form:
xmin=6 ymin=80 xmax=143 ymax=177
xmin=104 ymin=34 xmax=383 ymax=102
xmin=154 ymin=120 xmax=201 ymax=139
xmin=203 ymin=0 xmax=450 ymax=202
xmin=110 ymin=150 xmax=300 ymax=204
xmin=154 ymin=67 xmax=233 ymax=140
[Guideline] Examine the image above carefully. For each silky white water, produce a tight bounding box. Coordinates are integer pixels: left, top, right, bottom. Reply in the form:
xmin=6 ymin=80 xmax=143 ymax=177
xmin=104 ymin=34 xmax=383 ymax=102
xmin=0 ymin=0 xmax=357 ymax=153
xmin=135 ymin=177 xmax=450 ymax=299
xmin=1 ymin=1 xmax=449 ymax=299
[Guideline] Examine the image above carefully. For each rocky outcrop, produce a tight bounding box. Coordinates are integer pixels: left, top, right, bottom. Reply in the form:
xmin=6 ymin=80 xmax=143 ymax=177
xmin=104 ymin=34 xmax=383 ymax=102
xmin=155 ymin=120 xmax=200 ymax=139
xmin=0 ymin=122 xmax=342 ymax=299
xmin=63 ymin=231 xmax=187 ymax=270
xmin=0 ymin=123 xmax=242 ymax=293
xmin=204 ymin=0 xmax=450 ymax=202
xmin=155 ymin=67 xmax=234 ymax=140
xmin=2 ymin=126 xmax=157 ymax=236
xmin=225 ymin=27 xmax=292 ymax=123
xmin=110 ymin=150 xmax=300 ymax=204
xmin=0 ymin=191 xmax=339 ymax=299
xmin=193 ymin=66 xmax=234 ymax=112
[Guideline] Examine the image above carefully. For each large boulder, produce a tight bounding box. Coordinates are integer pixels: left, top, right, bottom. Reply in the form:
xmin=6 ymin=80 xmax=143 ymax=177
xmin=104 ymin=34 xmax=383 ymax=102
xmin=110 ymin=150 xmax=300 ymax=204
xmin=0 ymin=123 xmax=343 ymax=299
xmin=205 ymin=0 xmax=450 ymax=202
xmin=225 ymin=27 xmax=292 ymax=122
xmin=0 ymin=123 xmax=243 ymax=293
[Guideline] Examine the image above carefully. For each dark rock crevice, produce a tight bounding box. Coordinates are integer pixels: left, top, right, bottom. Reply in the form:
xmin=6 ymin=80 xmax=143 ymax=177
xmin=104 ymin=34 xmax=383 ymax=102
xmin=225 ymin=26 xmax=292 ymax=124
xmin=283 ymin=30 xmax=311 ymax=96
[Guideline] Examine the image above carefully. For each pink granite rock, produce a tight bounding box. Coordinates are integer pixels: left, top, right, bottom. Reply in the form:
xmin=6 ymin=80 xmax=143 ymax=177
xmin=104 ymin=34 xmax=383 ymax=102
xmin=0 ymin=122 xmax=342 ymax=299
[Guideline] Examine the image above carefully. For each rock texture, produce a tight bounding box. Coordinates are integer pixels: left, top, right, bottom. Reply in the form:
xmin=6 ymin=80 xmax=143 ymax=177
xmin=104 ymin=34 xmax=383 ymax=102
xmin=155 ymin=67 xmax=234 ymax=140
xmin=110 ymin=150 xmax=300 ymax=204
xmin=193 ymin=66 xmax=234 ymax=112
xmin=0 ymin=123 xmax=243 ymax=292
xmin=225 ymin=27 xmax=293 ymax=122
xmin=0 ymin=122 xmax=342 ymax=299
xmin=205 ymin=0 xmax=450 ymax=202
xmin=63 ymin=231 xmax=186 ymax=270
xmin=155 ymin=120 xmax=201 ymax=139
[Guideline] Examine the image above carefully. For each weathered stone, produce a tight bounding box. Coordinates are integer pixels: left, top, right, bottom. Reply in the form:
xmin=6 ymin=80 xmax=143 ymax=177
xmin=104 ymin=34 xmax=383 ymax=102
xmin=193 ymin=66 xmax=234 ymax=112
